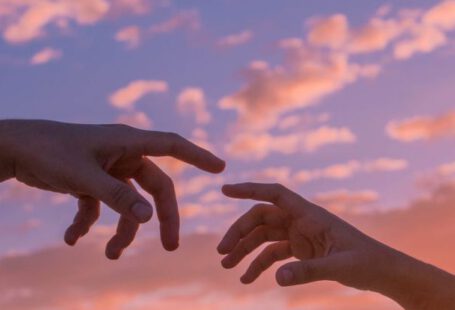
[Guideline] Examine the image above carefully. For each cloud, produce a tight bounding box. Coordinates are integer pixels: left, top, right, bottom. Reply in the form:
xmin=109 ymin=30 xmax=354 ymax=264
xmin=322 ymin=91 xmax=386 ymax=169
xmin=305 ymin=1 xmax=455 ymax=59
xmin=219 ymin=43 xmax=380 ymax=130
xmin=176 ymin=175 xmax=224 ymax=198
xmin=252 ymin=166 xmax=292 ymax=184
xmin=393 ymin=24 xmax=447 ymax=60
xmin=190 ymin=128 xmax=214 ymax=152
xmin=116 ymin=111 xmax=153 ymax=129
xmin=177 ymin=88 xmax=211 ymax=125
xmin=109 ymin=80 xmax=168 ymax=109
xmin=313 ymin=189 xmax=379 ymax=214
xmin=386 ymin=110 xmax=455 ymax=142
xmin=115 ymin=25 xmax=141 ymax=49
xmin=294 ymin=158 xmax=408 ymax=183
xmin=307 ymin=14 xmax=349 ymax=49
xmin=29 ymin=47 xmax=62 ymax=65
xmin=0 ymin=0 xmax=153 ymax=44
xmin=438 ymin=161 xmax=455 ymax=176
xmin=149 ymin=10 xmax=200 ymax=36
xmin=152 ymin=157 xmax=189 ymax=178
xmin=423 ymin=0 xmax=455 ymax=30
xmin=180 ymin=202 xmax=237 ymax=219
xmin=226 ymin=126 xmax=356 ymax=160
xmin=302 ymin=126 xmax=356 ymax=152
xmin=217 ymin=30 xmax=253 ymax=48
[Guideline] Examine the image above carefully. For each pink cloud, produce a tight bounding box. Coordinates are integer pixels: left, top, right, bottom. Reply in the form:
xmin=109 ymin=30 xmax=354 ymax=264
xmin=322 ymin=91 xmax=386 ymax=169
xmin=109 ymin=80 xmax=168 ymax=110
xmin=219 ymin=43 xmax=379 ymax=130
xmin=226 ymin=126 xmax=356 ymax=160
xmin=177 ymin=88 xmax=211 ymax=125
xmin=115 ymin=25 xmax=142 ymax=49
xmin=180 ymin=202 xmax=237 ymax=219
xmin=149 ymin=10 xmax=200 ymax=36
xmin=0 ymin=0 xmax=153 ymax=44
xmin=305 ymin=1 xmax=455 ymax=59
xmin=423 ymin=0 xmax=455 ymax=30
xmin=175 ymin=175 xmax=224 ymax=198
xmin=313 ymin=189 xmax=379 ymax=214
xmin=294 ymin=158 xmax=408 ymax=183
xmin=116 ymin=111 xmax=153 ymax=129
xmin=29 ymin=47 xmax=62 ymax=65
xmin=217 ymin=30 xmax=253 ymax=48
xmin=438 ymin=161 xmax=455 ymax=176
xmin=386 ymin=110 xmax=455 ymax=142
xmin=307 ymin=14 xmax=349 ymax=49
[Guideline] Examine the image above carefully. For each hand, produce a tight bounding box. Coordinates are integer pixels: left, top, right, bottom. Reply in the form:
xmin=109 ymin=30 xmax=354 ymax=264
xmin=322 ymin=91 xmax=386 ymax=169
xmin=0 ymin=120 xmax=225 ymax=259
xmin=217 ymin=182 xmax=393 ymax=289
xmin=218 ymin=183 xmax=455 ymax=310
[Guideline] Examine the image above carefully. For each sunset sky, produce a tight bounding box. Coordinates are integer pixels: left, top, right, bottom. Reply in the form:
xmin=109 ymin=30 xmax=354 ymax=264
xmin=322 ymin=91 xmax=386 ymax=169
xmin=1 ymin=0 xmax=455 ymax=309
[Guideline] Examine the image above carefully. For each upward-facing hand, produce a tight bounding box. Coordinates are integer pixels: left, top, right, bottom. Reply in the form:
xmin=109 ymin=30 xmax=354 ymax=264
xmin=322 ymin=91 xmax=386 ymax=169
xmin=218 ymin=182 xmax=390 ymax=289
xmin=0 ymin=120 xmax=225 ymax=259
xmin=218 ymin=183 xmax=455 ymax=309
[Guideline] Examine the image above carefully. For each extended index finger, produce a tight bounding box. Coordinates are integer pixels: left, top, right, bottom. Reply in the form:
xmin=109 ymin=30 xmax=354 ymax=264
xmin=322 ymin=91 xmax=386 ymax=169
xmin=222 ymin=183 xmax=303 ymax=215
xmin=137 ymin=131 xmax=226 ymax=174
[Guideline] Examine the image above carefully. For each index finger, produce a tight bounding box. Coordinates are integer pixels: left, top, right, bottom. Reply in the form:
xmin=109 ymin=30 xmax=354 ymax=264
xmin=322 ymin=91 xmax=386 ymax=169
xmin=137 ymin=131 xmax=226 ymax=174
xmin=222 ymin=183 xmax=303 ymax=215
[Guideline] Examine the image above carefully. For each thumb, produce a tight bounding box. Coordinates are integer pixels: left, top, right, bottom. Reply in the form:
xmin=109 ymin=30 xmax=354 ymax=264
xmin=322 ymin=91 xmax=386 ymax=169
xmin=276 ymin=254 xmax=348 ymax=287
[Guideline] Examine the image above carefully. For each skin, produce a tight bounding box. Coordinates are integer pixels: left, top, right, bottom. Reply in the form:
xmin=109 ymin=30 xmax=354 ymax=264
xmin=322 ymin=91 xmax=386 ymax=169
xmin=0 ymin=119 xmax=225 ymax=259
xmin=219 ymin=183 xmax=455 ymax=310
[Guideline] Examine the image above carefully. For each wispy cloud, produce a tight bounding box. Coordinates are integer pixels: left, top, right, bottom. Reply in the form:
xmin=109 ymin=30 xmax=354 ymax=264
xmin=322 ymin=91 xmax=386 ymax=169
xmin=149 ymin=10 xmax=200 ymax=36
xmin=109 ymin=80 xmax=168 ymax=109
xmin=177 ymin=88 xmax=211 ymax=125
xmin=116 ymin=111 xmax=153 ymax=129
xmin=387 ymin=110 xmax=455 ymax=142
xmin=313 ymin=189 xmax=379 ymax=214
xmin=226 ymin=126 xmax=356 ymax=160
xmin=29 ymin=47 xmax=62 ymax=65
xmin=217 ymin=30 xmax=253 ymax=48
xmin=115 ymin=25 xmax=142 ymax=49
xmin=0 ymin=0 xmax=153 ymax=44
xmin=294 ymin=158 xmax=408 ymax=183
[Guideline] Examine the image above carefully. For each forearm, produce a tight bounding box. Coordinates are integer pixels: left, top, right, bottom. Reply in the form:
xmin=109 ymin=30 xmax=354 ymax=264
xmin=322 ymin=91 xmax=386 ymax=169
xmin=370 ymin=246 xmax=455 ymax=309
xmin=0 ymin=120 xmax=16 ymax=182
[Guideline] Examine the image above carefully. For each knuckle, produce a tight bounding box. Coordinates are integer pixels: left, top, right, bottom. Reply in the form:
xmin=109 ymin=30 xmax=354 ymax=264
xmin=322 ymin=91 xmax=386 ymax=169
xmin=238 ymin=241 xmax=250 ymax=255
xmin=250 ymin=204 xmax=265 ymax=214
xmin=109 ymin=183 xmax=134 ymax=206
xmin=115 ymin=123 xmax=134 ymax=131
xmin=272 ymin=183 xmax=287 ymax=194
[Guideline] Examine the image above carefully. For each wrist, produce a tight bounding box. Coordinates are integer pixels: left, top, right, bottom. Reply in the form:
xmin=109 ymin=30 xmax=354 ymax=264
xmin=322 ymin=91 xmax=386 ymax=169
xmin=0 ymin=120 xmax=16 ymax=181
xmin=369 ymin=246 xmax=455 ymax=309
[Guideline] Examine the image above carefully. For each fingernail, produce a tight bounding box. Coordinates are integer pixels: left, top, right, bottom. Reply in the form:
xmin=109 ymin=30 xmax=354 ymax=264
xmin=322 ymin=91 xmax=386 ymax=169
xmin=131 ymin=203 xmax=153 ymax=223
xmin=277 ymin=269 xmax=293 ymax=286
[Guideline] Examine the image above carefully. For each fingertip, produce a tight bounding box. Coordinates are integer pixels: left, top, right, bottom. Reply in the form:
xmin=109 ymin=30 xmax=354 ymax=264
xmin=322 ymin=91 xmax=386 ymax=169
xmin=240 ymin=274 xmax=253 ymax=285
xmin=276 ymin=268 xmax=294 ymax=287
xmin=221 ymin=184 xmax=235 ymax=196
xmin=131 ymin=202 xmax=153 ymax=223
xmin=64 ymin=227 xmax=79 ymax=246
xmin=212 ymin=159 xmax=226 ymax=174
xmin=217 ymin=246 xmax=228 ymax=255
xmin=217 ymin=239 xmax=233 ymax=254
xmin=105 ymin=248 xmax=122 ymax=260
xmin=163 ymin=241 xmax=179 ymax=252
xmin=221 ymin=257 xmax=234 ymax=269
